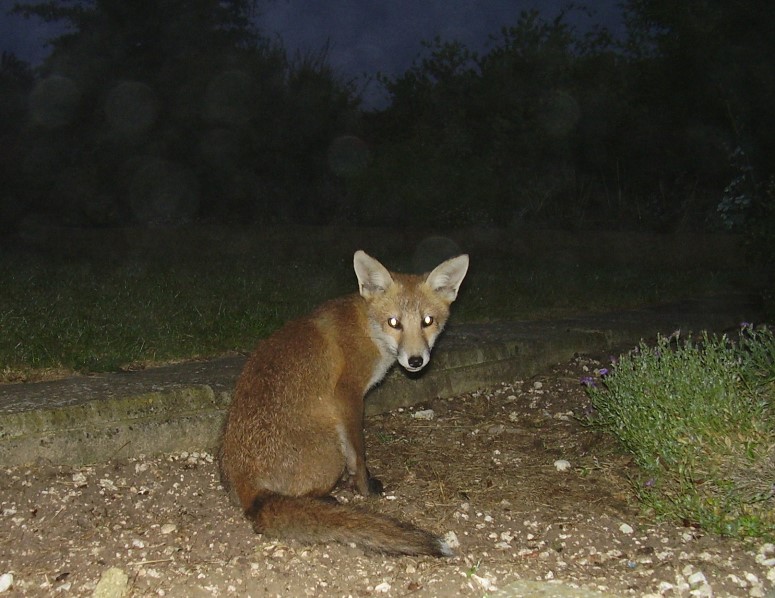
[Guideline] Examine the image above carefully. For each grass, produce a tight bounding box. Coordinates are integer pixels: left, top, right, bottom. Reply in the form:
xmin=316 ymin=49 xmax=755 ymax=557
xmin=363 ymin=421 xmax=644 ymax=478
xmin=0 ymin=246 xmax=346 ymax=380
xmin=0 ymin=226 xmax=755 ymax=381
xmin=585 ymin=326 xmax=775 ymax=540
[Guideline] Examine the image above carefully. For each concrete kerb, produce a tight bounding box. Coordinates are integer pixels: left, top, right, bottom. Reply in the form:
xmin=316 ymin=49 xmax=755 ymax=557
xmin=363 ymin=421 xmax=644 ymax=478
xmin=0 ymin=295 xmax=759 ymax=467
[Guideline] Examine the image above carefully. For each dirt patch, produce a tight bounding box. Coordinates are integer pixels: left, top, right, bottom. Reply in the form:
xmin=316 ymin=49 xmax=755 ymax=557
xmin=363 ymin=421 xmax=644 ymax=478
xmin=1 ymin=356 xmax=773 ymax=597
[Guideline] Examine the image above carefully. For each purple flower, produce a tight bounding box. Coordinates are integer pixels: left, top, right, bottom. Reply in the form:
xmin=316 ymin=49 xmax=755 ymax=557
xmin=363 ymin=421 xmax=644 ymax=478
xmin=598 ymin=368 xmax=609 ymax=376
xmin=581 ymin=376 xmax=596 ymax=387
xmin=644 ymin=478 xmax=655 ymax=488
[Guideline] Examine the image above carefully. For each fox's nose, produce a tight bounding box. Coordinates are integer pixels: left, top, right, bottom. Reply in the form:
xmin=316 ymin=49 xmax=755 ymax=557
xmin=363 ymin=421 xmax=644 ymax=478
xmin=408 ymin=355 xmax=424 ymax=369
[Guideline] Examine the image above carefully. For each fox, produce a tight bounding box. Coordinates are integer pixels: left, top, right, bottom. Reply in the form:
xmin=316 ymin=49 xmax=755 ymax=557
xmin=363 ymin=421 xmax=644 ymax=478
xmin=218 ymin=250 xmax=469 ymax=557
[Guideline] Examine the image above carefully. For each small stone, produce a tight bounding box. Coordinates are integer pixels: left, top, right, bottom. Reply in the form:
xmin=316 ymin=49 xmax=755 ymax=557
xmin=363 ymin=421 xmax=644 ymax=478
xmin=160 ymin=523 xmax=177 ymax=535
xmin=92 ymin=567 xmax=128 ymax=598
xmin=471 ymin=574 xmax=495 ymax=591
xmin=443 ymin=530 xmax=460 ymax=549
xmin=554 ymin=459 xmax=571 ymax=472
xmin=411 ymin=409 xmax=435 ymax=420
xmin=658 ymin=581 xmax=674 ymax=593
xmin=619 ymin=523 xmax=634 ymax=535
xmin=98 ymin=479 xmax=117 ymax=492
xmin=687 ymin=571 xmax=706 ymax=586
xmin=0 ymin=573 xmax=13 ymax=592
xmin=374 ymin=581 xmax=391 ymax=593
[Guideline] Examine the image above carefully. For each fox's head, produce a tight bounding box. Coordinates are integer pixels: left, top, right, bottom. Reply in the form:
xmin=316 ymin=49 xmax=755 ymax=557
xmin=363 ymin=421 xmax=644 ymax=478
xmin=354 ymin=250 xmax=469 ymax=373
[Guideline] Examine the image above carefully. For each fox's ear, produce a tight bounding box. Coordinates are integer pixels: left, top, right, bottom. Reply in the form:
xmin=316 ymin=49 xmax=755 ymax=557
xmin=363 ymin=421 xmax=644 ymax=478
xmin=354 ymin=250 xmax=394 ymax=298
xmin=426 ymin=254 xmax=469 ymax=303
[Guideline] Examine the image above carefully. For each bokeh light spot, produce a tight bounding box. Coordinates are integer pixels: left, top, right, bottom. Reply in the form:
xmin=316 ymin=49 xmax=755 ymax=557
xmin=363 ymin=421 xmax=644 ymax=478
xmin=327 ymin=135 xmax=370 ymax=178
xmin=29 ymin=75 xmax=81 ymax=128
xmin=105 ymin=81 xmax=159 ymax=137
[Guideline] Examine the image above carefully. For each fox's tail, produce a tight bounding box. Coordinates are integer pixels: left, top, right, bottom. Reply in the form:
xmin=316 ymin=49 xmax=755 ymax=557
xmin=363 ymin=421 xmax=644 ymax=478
xmin=246 ymin=493 xmax=452 ymax=557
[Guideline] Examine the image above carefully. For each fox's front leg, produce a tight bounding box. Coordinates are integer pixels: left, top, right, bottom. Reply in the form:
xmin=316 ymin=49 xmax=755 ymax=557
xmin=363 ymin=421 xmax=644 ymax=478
xmin=335 ymin=393 xmax=382 ymax=495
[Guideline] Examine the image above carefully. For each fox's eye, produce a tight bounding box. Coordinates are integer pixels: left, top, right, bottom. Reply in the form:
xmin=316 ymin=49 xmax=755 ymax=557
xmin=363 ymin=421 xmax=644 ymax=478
xmin=387 ymin=317 xmax=402 ymax=329
xmin=422 ymin=315 xmax=434 ymax=327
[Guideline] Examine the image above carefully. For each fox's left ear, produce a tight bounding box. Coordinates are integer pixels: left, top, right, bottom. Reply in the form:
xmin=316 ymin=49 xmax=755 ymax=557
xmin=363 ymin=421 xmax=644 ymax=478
xmin=426 ymin=254 xmax=469 ymax=303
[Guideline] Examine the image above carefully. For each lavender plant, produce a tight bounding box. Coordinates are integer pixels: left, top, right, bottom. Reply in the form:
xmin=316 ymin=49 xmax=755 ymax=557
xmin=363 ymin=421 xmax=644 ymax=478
xmin=586 ymin=326 xmax=775 ymax=539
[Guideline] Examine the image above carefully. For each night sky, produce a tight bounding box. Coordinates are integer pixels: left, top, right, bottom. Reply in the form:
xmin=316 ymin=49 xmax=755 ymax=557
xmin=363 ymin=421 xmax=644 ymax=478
xmin=0 ymin=0 xmax=623 ymax=108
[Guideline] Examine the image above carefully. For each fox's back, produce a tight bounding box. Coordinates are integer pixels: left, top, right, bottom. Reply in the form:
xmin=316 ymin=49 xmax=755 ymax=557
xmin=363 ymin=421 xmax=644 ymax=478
xmin=219 ymin=293 xmax=381 ymax=502
xmin=233 ymin=293 xmax=379 ymax=406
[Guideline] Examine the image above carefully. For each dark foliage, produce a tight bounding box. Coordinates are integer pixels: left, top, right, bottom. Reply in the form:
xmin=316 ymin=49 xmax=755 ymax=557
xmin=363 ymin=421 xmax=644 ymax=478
xmin=347 ymin=4 xmax=774 ymax=232
xmin=5 ymin=0 xmax=360 ymax=228
xmin=1 ymin=0 xmax=773 ymax=244
xmin=0 ymin=52 xmax=36 ymax=233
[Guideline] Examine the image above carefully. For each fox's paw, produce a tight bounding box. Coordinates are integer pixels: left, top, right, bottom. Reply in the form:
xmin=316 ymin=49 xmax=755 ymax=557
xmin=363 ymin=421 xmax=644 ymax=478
xmin=367 ymin=475 xmax=384 ymax=495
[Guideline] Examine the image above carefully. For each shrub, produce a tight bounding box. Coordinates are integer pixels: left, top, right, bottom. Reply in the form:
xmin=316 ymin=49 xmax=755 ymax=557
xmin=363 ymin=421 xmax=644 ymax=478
xmin=585 ymin=326 xmax=775 ymax=539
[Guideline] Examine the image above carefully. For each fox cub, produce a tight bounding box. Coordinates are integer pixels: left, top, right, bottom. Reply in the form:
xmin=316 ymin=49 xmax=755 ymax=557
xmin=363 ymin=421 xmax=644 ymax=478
xmin=218 ymin=250 xmax=469 ymax=556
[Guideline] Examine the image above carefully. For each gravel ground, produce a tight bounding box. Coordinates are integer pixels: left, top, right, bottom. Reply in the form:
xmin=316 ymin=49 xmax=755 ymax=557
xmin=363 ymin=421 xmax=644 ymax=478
xmin=1 ymin=355 xmax=774 ymax=597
